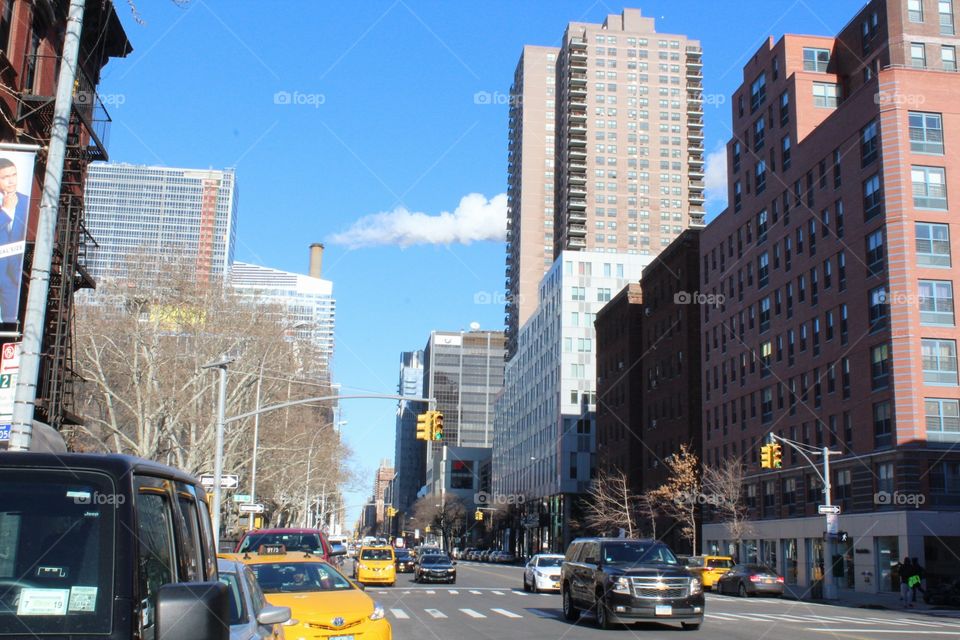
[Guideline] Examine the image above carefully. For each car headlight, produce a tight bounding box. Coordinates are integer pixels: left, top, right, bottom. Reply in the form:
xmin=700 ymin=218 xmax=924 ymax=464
xmin=369 ymin=602 xmax=385 ymax=621
xmin=689 ymin=578 xmax=702 ymax=595
xmin=448 ymin=568 xmax=456 ymax=572
xmin=612 ymin=576 xmax=630 ymax=594
xmin=357 ymin=563 xmax=367 ymax=570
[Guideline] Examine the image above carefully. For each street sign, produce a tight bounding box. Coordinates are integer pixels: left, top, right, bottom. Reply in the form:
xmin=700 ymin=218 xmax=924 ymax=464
xmin=0 ymin=424 xmax=9 ymax=442
xmin=233 ymin=494 xmax=251 ymax=503
xmin=818 ymin=504 xmax=841 ymax=515
xmin=0 ymin=343 xmax=20 ymax=423
xmin=238 ymin=503 xmax=265 ymax=514
xmin=199 ymin=474 xmax=239 ymax=490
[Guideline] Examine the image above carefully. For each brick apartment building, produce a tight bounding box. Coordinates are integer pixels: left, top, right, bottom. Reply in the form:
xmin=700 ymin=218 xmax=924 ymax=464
xmin=699 ymin=0 xmax=960 ymax=595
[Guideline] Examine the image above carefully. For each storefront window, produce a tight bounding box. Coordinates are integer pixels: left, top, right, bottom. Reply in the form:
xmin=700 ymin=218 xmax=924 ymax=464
xmin=782 ymin=538 xmax=799 ymax=584
xmin=876 ymin=536 xmax=900 ymax=592
xmin=807 ymin=538 xmax=825 ymax=585
xmin=761 ymin=539 xmax=778 ymax=570
xmin=745 ymin=539 xmax=759 ymax=563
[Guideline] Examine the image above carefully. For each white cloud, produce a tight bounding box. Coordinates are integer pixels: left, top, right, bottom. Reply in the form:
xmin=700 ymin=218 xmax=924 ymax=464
xmin=328 ymin=193 xmax=508 ymax=248
xmin=704 ymin=147 xmax=728 ymax=206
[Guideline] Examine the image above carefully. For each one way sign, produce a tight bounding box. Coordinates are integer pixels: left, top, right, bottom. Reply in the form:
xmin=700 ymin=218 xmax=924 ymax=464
xmin=200 ymin=474 xmax=239 ymax=490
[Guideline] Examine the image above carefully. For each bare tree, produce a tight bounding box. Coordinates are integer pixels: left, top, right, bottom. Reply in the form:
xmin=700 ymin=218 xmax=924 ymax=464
xmin=582 ymin=469 xmax=639 ymax=537
xmin=411 ymin=495 xmax=467 ymax=550
xmin=702 ymin=458 xmax=751 ymax=559
xmin=637 ymin=486 xmax=669 ymax=538
xmin=657 ymin=443 xmax=701 ymax=555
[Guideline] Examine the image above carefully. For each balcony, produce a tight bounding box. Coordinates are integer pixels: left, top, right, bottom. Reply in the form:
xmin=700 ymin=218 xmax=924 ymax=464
xmin=569 ymin=124 xmax=587 ymax=136
xmin=687 ymin=130 xmax=705 ymax=141
xmin=568 ymin=172 xmax=586 ymax=185
xmin=568 ymin=198 xmax=587 ymax=210
xmin=686 ymin=69 xmax=703 ymax=80
xmin=569 ymin=211 xmax=587 ymax=223
xmin=570 ymin=73 xmax=587 ymax=87
xmin=569 ymin=135 xmax=587 ymax=148
xmin=689 ymin=180 xmax=705 ymax=190
xmin=570 ymin=38 xmax=587 ymax=50
xmin=569 ymin=161 xmax=588 ymax=172
xmin=688 ymin=155 xmax=704 ymax=166
xmin=687 ymin=105 xmax=704 ymax=116
xmin=568 ymin=236 xmax=587 ymax=248
xmin=568 ymin=185 xmax=587 ymax=198
xmin=569 ymin=148 xmax=587 ymax=160
xmin=689 ymin=192 xmax=706 ymax=205
xmin=570 ymin=86 xmax=588 ymax=100
xmin=569 ymin=224 xmax=587 ymax=237
xmin=570 ymin=50 xmax=588 ymax=64
xmin=569 ymin=110 xmax=587 ymax=123
xmin=687 ymin=92 xmax=703 ymax=103
xmin=688 ymin=168 xmax=705 ymax=179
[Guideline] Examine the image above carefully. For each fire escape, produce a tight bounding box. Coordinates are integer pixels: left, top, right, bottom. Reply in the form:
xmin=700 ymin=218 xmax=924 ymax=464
xmin=14 ymin=53 xmax=112 ymax=429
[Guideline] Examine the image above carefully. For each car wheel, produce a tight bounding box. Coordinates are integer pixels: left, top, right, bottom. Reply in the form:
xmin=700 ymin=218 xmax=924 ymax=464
xmin=681 ymin=622 xmax=701 ymax=631
xmin=522 ymin=575 xmax=529 ymax=592
xmin=531 ymin=576 xmax=539 ymax=594
xmin=595 ymin=591 xmax=613 ymax=630
xmin=562 ymin=586 xmax=579 ymax=621
xmin=739 ymin=583 xmax=748 ymax=598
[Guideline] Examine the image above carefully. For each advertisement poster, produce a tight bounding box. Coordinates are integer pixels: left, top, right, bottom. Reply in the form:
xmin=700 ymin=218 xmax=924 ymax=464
xmin=0 ymin=144 xmax=37 ymax=324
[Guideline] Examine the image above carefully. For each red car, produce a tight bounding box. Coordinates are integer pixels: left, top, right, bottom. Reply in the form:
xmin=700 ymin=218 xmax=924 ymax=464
xmin=235 ymin=528 xmax=346 ymax=563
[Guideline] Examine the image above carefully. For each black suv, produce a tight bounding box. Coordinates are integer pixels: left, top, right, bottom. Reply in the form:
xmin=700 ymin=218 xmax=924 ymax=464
xmin=561 ymin=538 xmax=704 ymax=631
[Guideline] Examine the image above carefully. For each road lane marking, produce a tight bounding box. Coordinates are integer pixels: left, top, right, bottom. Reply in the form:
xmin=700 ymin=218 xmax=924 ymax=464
xmin=469 ymin=590 xmax=482 ymax=595
xmin=460 ymin=608 xmax=486 ymax=618
xmin=806 ymin=630 xmax=960 ymax=635
xmin=448 ymin=590 xmax=459 ymax=594
xmin=425 ymin=609 xmax=447 ymax=619
xmin=491 ymin=590 xmax=505 ymax=595
xmin=425 ymin=590 xmax=436 ymax=594
xmin=390 ymin=609 xmax=409 ymax=619
xmin=491 ymin=608 xmax=522 ymax=618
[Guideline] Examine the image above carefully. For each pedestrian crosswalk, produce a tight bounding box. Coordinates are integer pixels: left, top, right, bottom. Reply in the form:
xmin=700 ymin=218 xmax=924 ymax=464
xmin=375 ymin=587 xmax=557 ymax=597
xmin=389 ymin=606 xmax=526 ymax=620
xmin=705 ymin=610 xmax=960 ymax=629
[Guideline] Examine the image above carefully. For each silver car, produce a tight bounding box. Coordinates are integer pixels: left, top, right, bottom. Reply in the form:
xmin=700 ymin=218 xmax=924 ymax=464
xmin=218 ymin=557 xmax=292 ymax=640
xmin=523 ymin=553 xmax=564 ymax=592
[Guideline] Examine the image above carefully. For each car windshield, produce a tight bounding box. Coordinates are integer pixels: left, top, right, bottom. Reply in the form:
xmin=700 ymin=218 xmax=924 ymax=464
xmin=538 ymin=556 xmax=563 ymax=567
xmin=708 ymin=558 xmax=734 ymax=569
xmin=422 ymin=556 xmax=451 ymax=566
xmin=602 ymin=541 xmax=678 ymax=565
xmin=360 ymin=548 xmax=393 ymax=560
xmin=0 ymin=470 xmax=115 ymax=636
xmin=395 ymin=550 xmax=411 ymax=559
xmin=240 ymin=533 xmax=322 ymax=554
xmin=218 ymin=572 xmax=245 ymax=626
xmin=250 ymin=562 xmax=352 ymax=593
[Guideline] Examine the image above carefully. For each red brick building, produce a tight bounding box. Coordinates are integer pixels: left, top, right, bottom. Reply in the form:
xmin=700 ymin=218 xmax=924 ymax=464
xmin=700 ymin=0 xmax=960 ymax=595
xmin=0 ymin=0 xmax=129 ymax=435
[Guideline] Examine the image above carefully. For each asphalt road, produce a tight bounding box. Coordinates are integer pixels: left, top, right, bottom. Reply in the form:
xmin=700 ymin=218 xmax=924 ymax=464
xmin=348 ymin=558 xmax=960 ymax=639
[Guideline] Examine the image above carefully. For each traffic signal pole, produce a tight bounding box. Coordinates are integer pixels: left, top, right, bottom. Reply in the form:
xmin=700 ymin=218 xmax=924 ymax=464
xmin=767 ymin=434 xmax=840 ymax=600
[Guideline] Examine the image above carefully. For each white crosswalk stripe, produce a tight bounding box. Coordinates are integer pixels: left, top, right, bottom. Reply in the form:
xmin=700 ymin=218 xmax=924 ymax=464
xmin=424 ymin=608 xmax=446 ymax=619
xmin=469 ymin=590 xmax=482 ymax=595
xmin=491 ymin=608 xmax=522 ymax=618
xmin=459 ymin=608 xmax=486 ymax=618
xmin=448 ymin=590 xmax=459 ymax=594
xmin=390 ymin=609 xmax=409 ymax=619
xmin=491 ymin=590 xmax=505 ymax=595
xmin=425 ymin=590 xmax=435 ymax=594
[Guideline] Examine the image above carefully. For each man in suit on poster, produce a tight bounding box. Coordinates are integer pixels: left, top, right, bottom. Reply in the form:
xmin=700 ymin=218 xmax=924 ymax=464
xmin=0 ymin=157 xmax=30 ymax=323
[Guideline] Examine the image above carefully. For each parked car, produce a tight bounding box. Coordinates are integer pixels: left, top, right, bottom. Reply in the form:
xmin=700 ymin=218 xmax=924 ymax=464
xmin=498 ymin=551 xmax=517 ymax=564
xmin=217 ymin=557 xmax=290 ymax=639
xmin=685 ymin=555 xmax=735 ymax=590
xmin=0 ymin=451 xmax=231 ymax=639
xmin=524 ymin=553 xmax=564 ymax=592
xmin=560 ymin=537 xmax=704 ymax=631
xmin=235 ymin=528 xmax=346 ymax=565
xmin=715 ymin=564 xmax=784 ymax=597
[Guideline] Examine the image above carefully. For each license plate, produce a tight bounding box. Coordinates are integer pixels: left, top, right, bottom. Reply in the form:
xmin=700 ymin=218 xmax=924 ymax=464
xmin=329 ymin=636 xmax=354 ymax=640
xmin=655 ymin=605 xmax=672 ymax=616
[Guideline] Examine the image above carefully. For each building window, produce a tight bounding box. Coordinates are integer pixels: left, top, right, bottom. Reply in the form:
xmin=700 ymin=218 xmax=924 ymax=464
xmin=733 ymin=141 xmax=741 ymax=173
xmin=779 ymin=91 xmax=789 ymax=126
xmin=835 ymin=469 xmax=852 ymax=502
xmin=750 ymin=72 xmax=766 ymax=112
xmin=871 ymin=343 xmax=891 ymax=389
xmin=943 ymin=45 xmax=957 ymax=71
xmin=909 ymin=0 xmax=924 ymax=22
xmin=869 ymin=286 xmax=888 ymax=330
xmin=876 ymin=462 xmax=895 ymax=498
xmin=754 ymin=117 xmax=765 ymax=151
xmin=922 ymin=338 xmax=959 ymax=384
xmin=756 ymin=160 xmax=767 ymax=193
xmin=758 ymin=253 xmax=769 ymax=288
xmin=782 ymin=135 xmax=791 ymax=170
xmin=0 ymin=1 xmax=12 ymax=54
xmin=926 ymin=398 xmax=960 ymax=441
xmin=734 ymin=180 xmax=742 ymax=212
xmin=803 ymin=47 xmax=831 ymax=72
xmin=597 ymin=288 xmax=611 ymax=302
xmin=913 ymin=166 xmax=948 ymax=209
xmin=861 ymin=120 xmax=878 ymax=165
xmin=760 ymin=296 xmax=771 ymax=332
xmin=941 ymin=0 xmax=956 ymax=34
xmin=874 ymin=401 xmax=893 ymax=448
xmin=919 ymin=280 xmax=955 ymax=325
xmin=916 ymin=222 xmax=951 ymax=267
xmin=864 ymin=174 xmax=882 ymax=219
xmin=911 ymin=42 xmax=927 ymax=68
xmin=909 ymin=112 xmax=944 ymax=154
xmin=813 ymin=82 xmax=839 ymax=108
xmin=572 ymin=286 xmax=586 ymax=301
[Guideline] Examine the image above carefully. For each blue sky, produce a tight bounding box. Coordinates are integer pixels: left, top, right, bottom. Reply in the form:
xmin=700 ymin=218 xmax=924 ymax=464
xmin=105 ymin=0 xmax=866 ymax=527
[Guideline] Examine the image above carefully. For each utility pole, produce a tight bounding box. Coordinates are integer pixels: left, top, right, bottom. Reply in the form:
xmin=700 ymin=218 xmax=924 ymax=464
xmin=248 ymin=358 xmax=265 ymax=529
xmin=8 ymin=0 xmax=85 ymax=451
xmin=202 ymin=358 xmax=233 ymax=552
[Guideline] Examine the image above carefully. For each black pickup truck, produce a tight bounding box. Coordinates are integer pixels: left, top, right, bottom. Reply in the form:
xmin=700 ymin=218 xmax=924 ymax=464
xmin=561 ymin=537 xmax=704 ymax=630
xmin=0 ymin=451 xmax=231 ymax=640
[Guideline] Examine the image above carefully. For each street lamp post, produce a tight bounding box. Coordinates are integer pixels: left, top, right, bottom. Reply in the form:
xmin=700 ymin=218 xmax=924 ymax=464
xmin=201 ymin=356 xmax=235 ymax=552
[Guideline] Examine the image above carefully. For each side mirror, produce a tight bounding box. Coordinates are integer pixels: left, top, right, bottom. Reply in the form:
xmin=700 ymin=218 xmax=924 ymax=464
xmin=330 ymin=543 xmax=347 ymax=557
xmin=452 ymin=561 xmax=458 ymax=565
xmin=351 ymin=580 xmax=365 ymax=590
xmin=156 ymin=582 xmax=229 ymax=640
xmin=257 ymin=605 xmax=291 ymax=626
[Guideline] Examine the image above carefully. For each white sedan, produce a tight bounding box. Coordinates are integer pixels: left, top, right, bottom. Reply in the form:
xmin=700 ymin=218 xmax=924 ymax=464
xmin=522 ymin=553 xmax=564 ymax=592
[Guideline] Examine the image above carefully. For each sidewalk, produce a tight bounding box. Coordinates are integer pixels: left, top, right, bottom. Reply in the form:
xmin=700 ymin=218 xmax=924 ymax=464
xmin=781 ymin=584 xmax=960 ymax=617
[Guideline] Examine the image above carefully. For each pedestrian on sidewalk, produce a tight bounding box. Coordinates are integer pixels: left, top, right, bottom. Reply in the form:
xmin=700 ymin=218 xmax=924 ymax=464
xmin=912 ymin=557 xmax=927 ymax=601
xmin=897 ymin=557 xmax=914 ymax=606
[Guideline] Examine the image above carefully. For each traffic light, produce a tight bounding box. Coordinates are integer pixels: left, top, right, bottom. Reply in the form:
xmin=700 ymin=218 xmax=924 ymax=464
xmin=432 ymin=412 xmax=444 ymax=441
xmin=474 ymin=509 xmax=484 ymax=521
xmin=416 ymin=412 xmax=431 ymax=441
xmin=771 ymin=443 xmax=783 ymax=469
xmin=760 ymin=444 xmax=773 ymax=469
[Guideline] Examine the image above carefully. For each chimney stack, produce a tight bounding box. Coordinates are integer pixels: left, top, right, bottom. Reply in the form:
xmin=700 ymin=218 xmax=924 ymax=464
xmin=309 ymin=243 xmax=324 ymax=278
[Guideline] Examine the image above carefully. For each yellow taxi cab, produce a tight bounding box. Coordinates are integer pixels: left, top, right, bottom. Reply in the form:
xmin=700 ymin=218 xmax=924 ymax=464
xmin=688 ymin=555 xmax=736 ymax=590
xmin=354 ymin=545 xmax=396 ymax=586
xmin=226 ymin=544 xmax=392 ymax=640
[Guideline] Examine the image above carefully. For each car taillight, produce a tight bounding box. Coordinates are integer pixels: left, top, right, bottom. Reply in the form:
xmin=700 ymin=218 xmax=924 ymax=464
xmin=776 ymin=576 xmax=784 ymax=583
xmin=704 ymin=566 xmax=712 ymax=571
xmin=749 ymin=575 xmax=762 ymax=582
